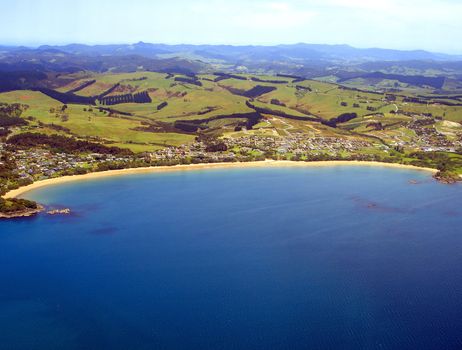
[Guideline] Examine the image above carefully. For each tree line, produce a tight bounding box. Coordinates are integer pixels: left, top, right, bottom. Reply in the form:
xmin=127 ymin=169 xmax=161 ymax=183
xmin=174 ymin=76 xmax=203 ymax=86
xmin=99 ymin=91 xmax=152 ymax=105
xmin=67 ymin=80 xmax=96 ymax=94
xmin=34 ymin=88 xmax=96 ymax=105
xmin=174 ymin=111 xmax=263 ymax=133
xmin=213 ymin=73 xmax=247 ymax=82
xmin=250 ymin=77 xmax=289 ymax=84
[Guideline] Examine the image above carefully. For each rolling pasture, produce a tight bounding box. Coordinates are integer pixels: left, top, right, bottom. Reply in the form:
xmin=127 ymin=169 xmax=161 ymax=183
xmin=1 ymin=71 xmax=461 ymax=152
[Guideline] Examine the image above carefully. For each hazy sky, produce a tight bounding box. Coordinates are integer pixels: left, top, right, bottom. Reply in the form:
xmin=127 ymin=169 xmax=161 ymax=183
xmin=1 ymin=0 xmax=461 ymax=53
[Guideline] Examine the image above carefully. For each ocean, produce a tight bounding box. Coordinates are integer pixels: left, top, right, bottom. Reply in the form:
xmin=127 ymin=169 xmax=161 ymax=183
xmin=1 ymin=166 xmax=461 ymax=350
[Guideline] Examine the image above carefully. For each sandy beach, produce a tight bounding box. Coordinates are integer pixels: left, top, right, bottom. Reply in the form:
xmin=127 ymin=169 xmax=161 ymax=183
xmin=4 ymin=160 xmax=437 ymax=199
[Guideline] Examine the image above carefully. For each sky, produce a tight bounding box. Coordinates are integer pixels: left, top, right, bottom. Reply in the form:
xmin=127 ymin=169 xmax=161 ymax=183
xmin=1 ymin=0 xmax=461 ymax=54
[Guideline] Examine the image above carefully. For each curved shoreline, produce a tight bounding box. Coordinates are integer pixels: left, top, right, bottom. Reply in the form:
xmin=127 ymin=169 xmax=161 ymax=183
xmin=4 ymin=160 xmax=437 ymax=199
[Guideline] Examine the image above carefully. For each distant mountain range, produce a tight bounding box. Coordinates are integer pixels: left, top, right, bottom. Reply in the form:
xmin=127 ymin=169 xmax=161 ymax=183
xmin=7 ymin=42 xmax=460 ymax=63
xmin=1 ymin=42 xmax=462 ymax=92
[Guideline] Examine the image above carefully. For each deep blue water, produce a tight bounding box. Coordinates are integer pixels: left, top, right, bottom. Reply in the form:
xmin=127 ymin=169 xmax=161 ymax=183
xmin=1 ymin=166 xmax=462 ymax=350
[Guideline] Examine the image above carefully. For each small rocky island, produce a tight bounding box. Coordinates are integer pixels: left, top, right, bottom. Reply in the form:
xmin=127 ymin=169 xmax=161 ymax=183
xmin=47 ymin=208 xmax=71 ymax=215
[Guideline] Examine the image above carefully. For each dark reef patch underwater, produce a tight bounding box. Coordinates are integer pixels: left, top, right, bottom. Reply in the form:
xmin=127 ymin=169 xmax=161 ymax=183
xmin=1 ymin=166 xmax=462 ymax=350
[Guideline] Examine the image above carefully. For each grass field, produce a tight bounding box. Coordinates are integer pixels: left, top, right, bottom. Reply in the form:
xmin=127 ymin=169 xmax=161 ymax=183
xmin=1 ymin=71 xmax=461 ymax=153
xmin=0 ymin=90 xmax=194 ymax=152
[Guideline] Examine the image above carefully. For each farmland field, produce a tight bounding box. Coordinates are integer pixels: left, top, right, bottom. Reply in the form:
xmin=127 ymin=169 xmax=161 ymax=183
xmin=1 ymin=71 xmax=462 ymax=154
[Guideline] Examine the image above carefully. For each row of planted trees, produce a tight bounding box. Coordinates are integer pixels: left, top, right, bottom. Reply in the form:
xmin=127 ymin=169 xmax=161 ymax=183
xmin=99 ymin=91 xmax=152 ymax=105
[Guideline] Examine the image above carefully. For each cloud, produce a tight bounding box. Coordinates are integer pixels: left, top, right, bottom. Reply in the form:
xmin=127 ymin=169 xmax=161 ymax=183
xmin=324 ymin=0 xmax=395 ymax=10
xmin=268 ymin=2 xmax=290 ymax=11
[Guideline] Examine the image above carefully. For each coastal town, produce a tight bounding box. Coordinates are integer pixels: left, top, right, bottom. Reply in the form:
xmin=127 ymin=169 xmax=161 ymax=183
xmin=150 ymin=135 xmax=373 ymax=162
xmin=2 ymin=100 xmax=462 ymax=218
xmin=1 ymin=121 xmax=461 ymax=190
xmin=2 ymin=135 xmax=369 ymax=191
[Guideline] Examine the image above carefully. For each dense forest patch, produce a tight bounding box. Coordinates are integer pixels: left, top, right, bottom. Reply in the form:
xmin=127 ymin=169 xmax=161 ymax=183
xmin=323 ymin=113 xmax=359 ymax=127
xmin=243 ymin=86 xmax=277 ymax=98
xmin=7 ymin=133 xmax=133 ymax=155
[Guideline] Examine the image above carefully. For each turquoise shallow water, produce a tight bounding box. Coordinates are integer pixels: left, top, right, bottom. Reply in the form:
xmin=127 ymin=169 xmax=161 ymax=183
xmin=1 ymin=166 xmax=462 ymax=350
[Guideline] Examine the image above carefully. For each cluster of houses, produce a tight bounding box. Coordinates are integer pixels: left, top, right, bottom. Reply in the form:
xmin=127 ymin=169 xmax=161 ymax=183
xmin=223 ymin=135 xmax=372 ymax=156
xmin=5 ymin=147 xmax=133 ymax=181
xmin=148 ymin=135 xmax=373 ymax=162
xmin=386 ymin=116 xmax=462 ymax=153
xmin=407 ymin=118 xmax=460 ymax=152
xmin=149 ymin=142 xmax=237 ymax=162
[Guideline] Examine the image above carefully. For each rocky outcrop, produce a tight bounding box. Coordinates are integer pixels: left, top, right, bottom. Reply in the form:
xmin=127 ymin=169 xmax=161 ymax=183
xmin=433 ymin=171 xmax=462 ymax=184
xmin=0 ymin=205 xmax=44 ymax=219
xmin=47 ymin=208 xmax=71 ymax=215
